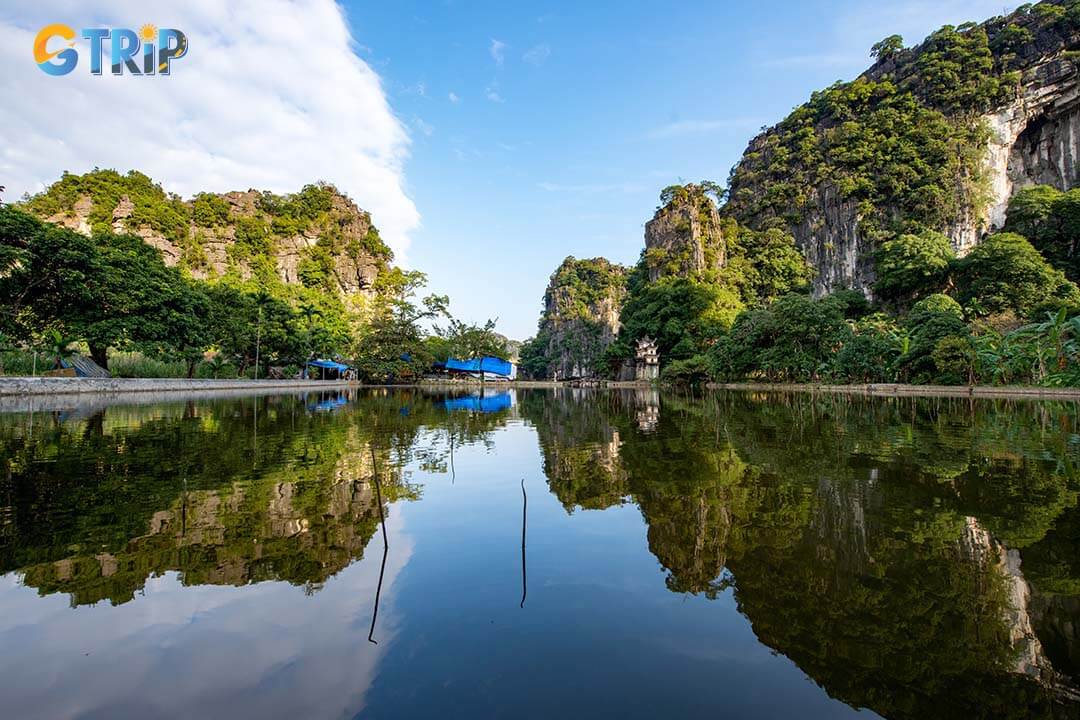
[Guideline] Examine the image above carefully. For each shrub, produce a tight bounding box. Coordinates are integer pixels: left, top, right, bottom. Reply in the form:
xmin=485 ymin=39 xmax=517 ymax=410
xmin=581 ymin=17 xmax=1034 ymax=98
xmin=954 ymin=232 xmax=1080 ymax=317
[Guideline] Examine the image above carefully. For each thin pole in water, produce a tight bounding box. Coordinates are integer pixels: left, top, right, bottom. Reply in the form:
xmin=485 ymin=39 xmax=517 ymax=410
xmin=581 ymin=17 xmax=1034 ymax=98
xmin=368 ymin=443 xmax=389 ymax=644
xmin=520 ymin=478 xmax=527 ymax=609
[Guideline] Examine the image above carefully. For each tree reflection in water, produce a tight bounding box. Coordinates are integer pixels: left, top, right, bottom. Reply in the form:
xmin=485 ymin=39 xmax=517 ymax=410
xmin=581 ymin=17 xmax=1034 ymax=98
xmin=1 ymin=388 xmax=1080 ymax=718
xmin=522 ymin=389 xmax=1080 ymax=719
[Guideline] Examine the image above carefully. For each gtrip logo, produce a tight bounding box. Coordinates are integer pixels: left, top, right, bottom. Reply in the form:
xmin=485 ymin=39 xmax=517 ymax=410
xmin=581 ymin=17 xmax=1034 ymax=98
xmin=34 ymin=24 xmax=188 ymax=76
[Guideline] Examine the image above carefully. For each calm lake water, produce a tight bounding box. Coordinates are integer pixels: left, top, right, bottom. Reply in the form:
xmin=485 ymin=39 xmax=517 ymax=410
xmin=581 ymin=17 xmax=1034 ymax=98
xmin=1 ymin=388 xmax=1080 ymax=719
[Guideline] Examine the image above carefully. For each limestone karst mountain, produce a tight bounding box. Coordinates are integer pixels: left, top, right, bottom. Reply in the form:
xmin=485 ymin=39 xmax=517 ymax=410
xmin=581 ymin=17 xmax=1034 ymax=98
xmin=725 ymin=0 xmax=1080 ymax=296
xmin=527 ymin=256 xmax=627 ymax=379
xmin=23 ymin=169 xmax=392 ymax=299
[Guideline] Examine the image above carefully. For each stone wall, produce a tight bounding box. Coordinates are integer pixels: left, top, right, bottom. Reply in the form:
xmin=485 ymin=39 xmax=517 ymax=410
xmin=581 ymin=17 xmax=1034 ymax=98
xmin=0 ymin=377 xmax=356 ymax=397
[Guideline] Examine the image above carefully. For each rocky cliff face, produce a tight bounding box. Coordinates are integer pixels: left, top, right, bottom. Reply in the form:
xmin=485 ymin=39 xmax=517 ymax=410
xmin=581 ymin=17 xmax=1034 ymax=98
xmin=726 ymin=1 xmax=1080 ymax=297
xmin=28 ymin=171 xmax=391 ymax=298
xmin=985 ymin=56 xmax=1080 ymax=231
xmin=537 ymin=257 xmax=626 ymax=379
xmin=644 ymin=184 xmax=727 ymax=282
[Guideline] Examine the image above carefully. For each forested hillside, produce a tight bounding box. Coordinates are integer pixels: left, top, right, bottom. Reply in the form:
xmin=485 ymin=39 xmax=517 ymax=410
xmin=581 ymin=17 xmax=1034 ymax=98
xmin=0 ymin=170 xmax=507 ymax=379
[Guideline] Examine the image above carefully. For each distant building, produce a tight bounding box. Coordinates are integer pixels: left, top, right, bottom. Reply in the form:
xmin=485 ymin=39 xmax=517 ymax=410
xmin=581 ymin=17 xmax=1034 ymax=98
xmin=635 ymin=337 xmax=659 ymax=382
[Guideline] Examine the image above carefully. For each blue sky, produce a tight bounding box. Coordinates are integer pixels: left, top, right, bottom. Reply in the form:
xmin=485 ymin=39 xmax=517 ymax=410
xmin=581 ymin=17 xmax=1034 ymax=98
xmin=343 ymin=0 xmax=1008 ymax=340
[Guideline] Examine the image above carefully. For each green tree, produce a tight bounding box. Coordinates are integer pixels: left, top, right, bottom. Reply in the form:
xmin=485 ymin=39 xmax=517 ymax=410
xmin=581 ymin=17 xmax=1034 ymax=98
xmin=873 ymin=230 xmax=955 ymax=306
xmin=1004 ymin=185 xmax=1080 ymax=282
xmin=761 ymin=294 xmax=852 ymax=381
xmin=205 ymin=283 xmax=298 ymax=373
xmin=954 ymin=232 xmax=1080 ymax=317
xmin=727 ymin=227 xmax=814 ymax=304
xmin=78 ymin=232 xmax=210 ymax=369
xmin=0 ymin=208 xmax=100 ymax=341
xmin=517 ymin=332 xmax=552 ymax=379
xmin=708 ymin=294 xmax=852 ymax=382
xmin=41 ymin=329 xmax=80 ymax=370
xmin=352 ymin=268 xmax=448 ymax=381
xmin=832 ymin=317 xmax=902 ymax=382
xmin=897 ymin=294 xmax=970 ymax=383
xmin=431 ymin=317 xmax=506 ymax=361
xmin=612 ymin=268 xmax=743 ymax=366
xmin=871 ymin=34 xmax=905 ymax=60
xmin=0 ymin=207 xmax=210 ymax=370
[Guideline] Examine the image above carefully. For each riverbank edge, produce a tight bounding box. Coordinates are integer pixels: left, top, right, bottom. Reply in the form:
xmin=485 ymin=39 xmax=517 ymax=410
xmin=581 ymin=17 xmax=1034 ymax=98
xmin=0 ymin=377 xmax=359 ymax=396
xmin=707 ymin=382 xmax=1080 ymax=400
xmin=3 ymin=376 xmax=1080 ymax=401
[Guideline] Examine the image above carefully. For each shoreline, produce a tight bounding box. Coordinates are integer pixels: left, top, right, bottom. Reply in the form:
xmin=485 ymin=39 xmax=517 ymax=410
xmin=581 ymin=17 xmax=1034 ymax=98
xmin=707 ymin=382 xmax=1080 ymax=400
xmin=0 ymin=377 xmax=360 ymax=397
xmin=2 ymin=376 xmax=1080 ymax=402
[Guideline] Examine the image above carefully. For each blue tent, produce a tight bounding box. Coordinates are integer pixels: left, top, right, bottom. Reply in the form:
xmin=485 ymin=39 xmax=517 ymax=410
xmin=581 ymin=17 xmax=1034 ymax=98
xmin=307 ymin=359 xmax=350 ymax=371
xmin=443 ymin=356 xmax=514 ymax=378
xmin=304 ymin=359 xmax=352 ymax=379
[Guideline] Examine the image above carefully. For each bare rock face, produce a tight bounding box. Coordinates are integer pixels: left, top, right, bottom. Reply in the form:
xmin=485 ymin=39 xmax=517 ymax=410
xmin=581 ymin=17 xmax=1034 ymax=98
xmin=985 ymin=57 xmax=1080 ymax=232
xmin=644 ymin=184 xmax=727 ymax=282
xmin=538 ymin=257 xmax=627 ymax=379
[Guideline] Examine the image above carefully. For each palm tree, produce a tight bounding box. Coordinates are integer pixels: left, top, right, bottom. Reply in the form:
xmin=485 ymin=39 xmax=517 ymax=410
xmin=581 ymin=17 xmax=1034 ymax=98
xmin=43 ymin=329 xmax=80 ymax=370
xmin=206 ymin=354 xmax=229 ymax=379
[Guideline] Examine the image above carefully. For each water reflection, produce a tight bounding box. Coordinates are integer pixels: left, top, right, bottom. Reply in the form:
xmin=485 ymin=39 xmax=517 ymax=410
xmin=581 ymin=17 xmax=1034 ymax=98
xmin=523 ymin=390 xmax=1080 ymax=717
xmin=0 ymin=388 xmax=1078 ymax=718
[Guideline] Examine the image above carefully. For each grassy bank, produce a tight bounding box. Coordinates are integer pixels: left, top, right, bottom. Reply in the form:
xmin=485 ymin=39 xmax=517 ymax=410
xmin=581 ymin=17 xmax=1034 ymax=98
xmin=707 ymin=382 xmax=1080 ymax=400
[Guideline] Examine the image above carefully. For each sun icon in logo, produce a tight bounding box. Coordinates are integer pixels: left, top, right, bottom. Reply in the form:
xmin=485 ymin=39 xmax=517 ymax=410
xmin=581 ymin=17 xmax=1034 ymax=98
xmin=139 ymin=24 xmax=158 ymax=42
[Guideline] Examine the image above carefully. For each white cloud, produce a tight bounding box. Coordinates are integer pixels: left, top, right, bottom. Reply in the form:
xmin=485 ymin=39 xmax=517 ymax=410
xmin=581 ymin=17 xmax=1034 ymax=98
xmin=0 ymin=0 xmax=419 ymax=263
xmin=646 ymin=119 xmax=761 ymax=139
xmin=412 ymin=117 xmax=433 ymax=137
xmin=484 ymin=82 xmax=504 ymax=103
xmin=522 ymin=43 xmax=550 ymax=66
xmin=448 ymin=91 xmax=460 ymax=103
xmin=489 ymin=38 xmax=507 ymax=66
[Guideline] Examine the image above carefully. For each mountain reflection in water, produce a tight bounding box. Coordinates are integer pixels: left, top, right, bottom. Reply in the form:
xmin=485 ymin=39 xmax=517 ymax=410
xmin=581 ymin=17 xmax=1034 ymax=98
xmin=0 ymin=387 xmax=1079 ymax=719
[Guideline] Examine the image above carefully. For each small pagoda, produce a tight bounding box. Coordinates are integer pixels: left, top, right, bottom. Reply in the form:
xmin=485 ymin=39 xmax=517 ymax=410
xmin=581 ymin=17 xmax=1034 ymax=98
xmin=635 ymin=337 xmax=659 ymax=382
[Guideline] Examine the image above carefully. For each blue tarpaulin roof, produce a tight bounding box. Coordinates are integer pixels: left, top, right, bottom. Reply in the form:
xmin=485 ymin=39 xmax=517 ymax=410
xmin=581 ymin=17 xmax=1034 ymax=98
xmin=443 ymin=356 xmax=513 ymax=377
xmin=61 ymin=355 xmax=110 ymax=378
xmin=443 ymin=392 xmax=512 ymax=413
xmin=306 ymin=359 xmax=351 ymax=371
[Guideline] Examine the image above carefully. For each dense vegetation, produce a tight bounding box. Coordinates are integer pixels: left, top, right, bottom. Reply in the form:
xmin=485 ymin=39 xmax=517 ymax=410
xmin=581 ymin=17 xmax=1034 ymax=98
xmin=524 ymin=177 xmax=1080 ymax=386
xmin=1 ymin=170 xmax=507 ymax=380
xmin=726 ymin=1 xmax=1080 ymax=242
xmin=683 ymin=187 xmax=1080 ymax=386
